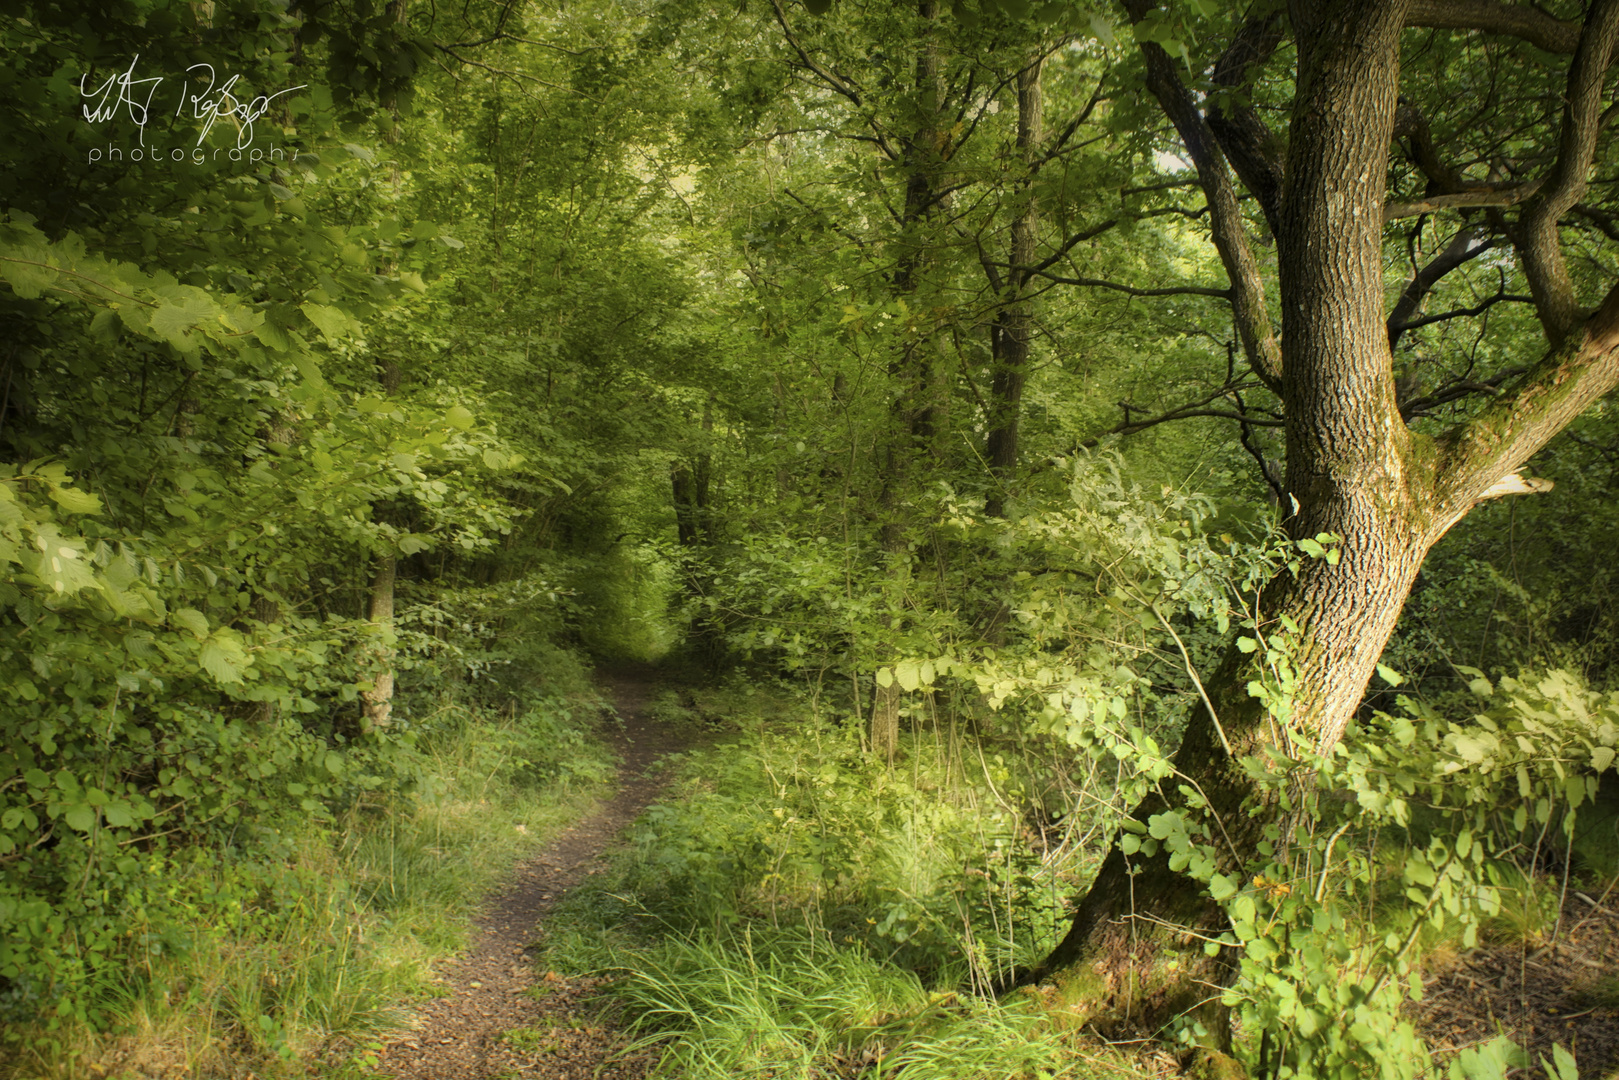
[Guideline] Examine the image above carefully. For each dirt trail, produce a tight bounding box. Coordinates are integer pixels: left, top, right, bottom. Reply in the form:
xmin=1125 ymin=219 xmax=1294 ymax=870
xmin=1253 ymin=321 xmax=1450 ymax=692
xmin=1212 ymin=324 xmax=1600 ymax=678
xmin=375 ymin=665 xmax=685 ymax=1080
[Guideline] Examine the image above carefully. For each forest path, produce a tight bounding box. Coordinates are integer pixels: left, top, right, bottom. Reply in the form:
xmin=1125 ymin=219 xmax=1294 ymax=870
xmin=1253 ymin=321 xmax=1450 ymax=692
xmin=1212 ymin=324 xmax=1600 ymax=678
xmin=374 ymin=664 xmax=686 ymax=1080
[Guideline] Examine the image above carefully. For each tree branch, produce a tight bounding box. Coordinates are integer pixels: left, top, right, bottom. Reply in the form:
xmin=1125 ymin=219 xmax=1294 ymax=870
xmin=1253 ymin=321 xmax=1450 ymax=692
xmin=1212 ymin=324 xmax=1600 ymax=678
xmin=1405 ymin=0 xmax=1583 ymax=54
xmin=1077 ymin=391 xmax=1282 ymax=450
xmin=1387 ymin=224 xmax=1496 ymax=347
xmin=1122 ymin=0 xmax=1282 ymax=391
xmin=1391 ymin=99 xmax=1465 ymax=192
xmin=1383 ymin=182 xmax=1540 ymax=221
xmin=1400 ymin=364 xmax=1528 ymax=420
xmin=768 ymin=0 xmax=900 ymax=162
xmin=1434 ymin=282 xmax=1619 ymax=521
xmin=1024 ymin=269 xmax=1232 ymax=300
xmin=1516 ymin=0 xmax=1619 ymax=342
xmin=1205 ymin=10 xmax=1287 ymax=234
xmin=1574 ymin=203 xmax=1619 ymax=241
xmin=1392 ymin=289 xmax=1533 ymax=338
xmin=1020 ymin=218 xmax=1120 ymax=277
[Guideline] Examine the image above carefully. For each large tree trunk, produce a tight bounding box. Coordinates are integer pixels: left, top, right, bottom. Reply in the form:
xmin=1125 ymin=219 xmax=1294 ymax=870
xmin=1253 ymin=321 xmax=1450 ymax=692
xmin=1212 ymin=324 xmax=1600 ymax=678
xmin=1033 ymin=0 xmax=1416 ymax=1033
xmin=1033 ymin=0 xmax=1619 ymax=1054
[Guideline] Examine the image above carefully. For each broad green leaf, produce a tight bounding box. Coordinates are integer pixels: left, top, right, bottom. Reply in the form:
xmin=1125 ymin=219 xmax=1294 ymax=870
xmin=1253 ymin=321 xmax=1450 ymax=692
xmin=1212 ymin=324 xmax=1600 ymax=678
xmin=199 ymin=639 xmax=244 ymax=684
xmin=173 ymin=608 xmax=209 ymax=639
xmin=300 ymin=302 xmax=351 ymax=344
xmin=62 ymin=804 xmax=96 ymax=832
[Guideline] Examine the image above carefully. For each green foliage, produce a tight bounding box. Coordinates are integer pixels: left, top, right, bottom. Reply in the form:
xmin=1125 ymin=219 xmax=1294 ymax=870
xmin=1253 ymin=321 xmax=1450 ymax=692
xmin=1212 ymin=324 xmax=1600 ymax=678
xmin=1117 ymin=658 xmax=1617 ymax=1079
xmin=608 ymin=929 xmax=1115 ymax=1080
xmin=538 ymin=689 xmax=1137 ymax=1079
xmin=0 ymin=694 xmax=610 ymax=1079
xmin=8 ymin=0 xmax=1619 ymax=1077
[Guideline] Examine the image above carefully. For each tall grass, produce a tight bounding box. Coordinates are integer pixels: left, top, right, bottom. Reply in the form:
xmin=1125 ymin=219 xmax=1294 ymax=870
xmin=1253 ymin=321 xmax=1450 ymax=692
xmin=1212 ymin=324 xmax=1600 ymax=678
xmin=1 ymin=697 xmax=613 ymax=1080
xmin=537 ymin=684 xmax=1142 ymax=1079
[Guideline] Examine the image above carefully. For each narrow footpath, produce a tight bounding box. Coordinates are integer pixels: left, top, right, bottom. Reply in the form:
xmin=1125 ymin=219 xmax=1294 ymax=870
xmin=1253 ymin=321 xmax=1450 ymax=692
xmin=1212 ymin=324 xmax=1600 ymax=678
xmin=375 ymin=666 xmax=685 ymax=1080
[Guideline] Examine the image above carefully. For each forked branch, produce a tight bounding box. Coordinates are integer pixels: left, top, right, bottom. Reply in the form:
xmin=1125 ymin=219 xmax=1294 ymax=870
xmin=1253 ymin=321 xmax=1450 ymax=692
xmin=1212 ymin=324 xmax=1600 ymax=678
xmin=1514 ymin=0 xmax=1619 ymax=342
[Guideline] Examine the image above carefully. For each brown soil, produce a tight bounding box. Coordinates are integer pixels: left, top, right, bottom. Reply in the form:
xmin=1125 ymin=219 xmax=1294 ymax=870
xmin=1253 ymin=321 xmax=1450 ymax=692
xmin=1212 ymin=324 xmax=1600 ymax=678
xmin=1410 ymin=882 xmax=1619 ymax=1077
xmin=374 ymin=664 xmax=687 ymax=1080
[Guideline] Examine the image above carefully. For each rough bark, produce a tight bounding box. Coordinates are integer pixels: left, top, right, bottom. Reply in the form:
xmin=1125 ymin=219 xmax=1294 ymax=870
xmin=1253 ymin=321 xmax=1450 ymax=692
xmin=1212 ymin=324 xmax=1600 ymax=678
xmin=1513 ymin=0 xmax=1619 ymax=344
xmin=1034 ymin=0 xmax=1619 ymax=1052
xmin=1405 ymin=0 xmax=1582 ymax=53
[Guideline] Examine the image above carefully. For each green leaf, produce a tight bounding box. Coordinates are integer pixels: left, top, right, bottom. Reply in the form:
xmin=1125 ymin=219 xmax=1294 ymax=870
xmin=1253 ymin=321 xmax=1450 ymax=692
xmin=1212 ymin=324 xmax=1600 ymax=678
xmin=62 ymin=804 xmax=96 ymax=832
xmin=149 ymin=302 xmax=203 ymax=345
xmin=173 ymin=608 xmax=209 ymax=639
xmin=292 ymin=355 xmax=327 ymax=389
xmin=1376 ymin=663 xmax=1404 ymax=687
xmin=1541 ymin=1043 xmax=1579 ymax=1080
xmin=300 ymin=302 xmax=351 ymax=344
xmin=199 ymin=639 xmax=244 ymax=684
xmin=48 ymin=485 xmax=102 ymax=515
xmin=445 ymin=404 xmax=475 ymax=430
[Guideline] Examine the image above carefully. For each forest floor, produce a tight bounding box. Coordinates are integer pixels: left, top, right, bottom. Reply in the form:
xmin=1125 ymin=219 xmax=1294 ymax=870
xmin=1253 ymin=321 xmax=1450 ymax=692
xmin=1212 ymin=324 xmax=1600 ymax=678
xmin=364 ymin=664 xmax=1619 ymax=1080
xmin=1411 ymin=881 xmax=1619 ymax=1076
xmin=372 ymin=664 xmax=685 ymax=1080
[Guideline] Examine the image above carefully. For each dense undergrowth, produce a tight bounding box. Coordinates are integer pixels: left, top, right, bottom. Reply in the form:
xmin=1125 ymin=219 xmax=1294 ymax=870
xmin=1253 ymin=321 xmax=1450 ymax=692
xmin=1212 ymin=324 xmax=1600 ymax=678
xmin=539 ymin=681 xmax=1154 ymax=1080
xmin=0 ymin=681 xmax=614 ymax=1080
xmin=532 ymin=670 xmax=1619 ymax=1080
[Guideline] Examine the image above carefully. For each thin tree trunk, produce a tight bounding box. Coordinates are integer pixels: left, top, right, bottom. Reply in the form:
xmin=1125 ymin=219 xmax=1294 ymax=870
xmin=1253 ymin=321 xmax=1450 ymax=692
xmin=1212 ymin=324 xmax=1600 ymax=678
xmin=984 ymin=53 xmax=1042 ymax=520
xmin=870 ymin=0 xmax=945 ymax=762
xmin=361 ymin=552 xmax=396 ymax=731
xmin=361 ymin=358 xmax=403 ymax=733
